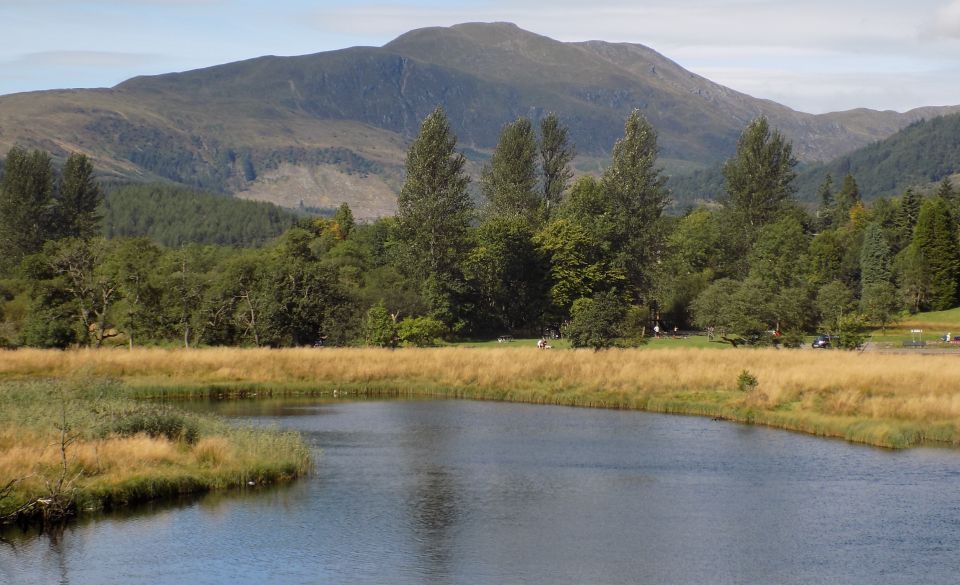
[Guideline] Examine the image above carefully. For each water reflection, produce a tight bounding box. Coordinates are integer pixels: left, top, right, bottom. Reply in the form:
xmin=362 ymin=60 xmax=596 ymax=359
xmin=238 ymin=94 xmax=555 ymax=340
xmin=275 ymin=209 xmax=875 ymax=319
xmin=4 ymin=399 xmax=960 ymax=585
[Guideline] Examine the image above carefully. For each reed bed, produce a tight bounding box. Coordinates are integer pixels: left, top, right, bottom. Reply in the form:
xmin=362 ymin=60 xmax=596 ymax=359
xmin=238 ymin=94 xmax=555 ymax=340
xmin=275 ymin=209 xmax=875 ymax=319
xmin=0 ymin=379 xmax=310 ymax=524
xmin=2 ymin=346 xmax=959 ymax=448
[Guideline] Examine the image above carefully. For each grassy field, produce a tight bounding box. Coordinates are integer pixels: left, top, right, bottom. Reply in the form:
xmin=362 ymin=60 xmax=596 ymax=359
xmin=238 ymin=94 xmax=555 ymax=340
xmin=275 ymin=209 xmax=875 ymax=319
xmin=0 ymin=378 xmax=309 ymax=525
xmin=2 ymin=346 xmax=960 ymax=452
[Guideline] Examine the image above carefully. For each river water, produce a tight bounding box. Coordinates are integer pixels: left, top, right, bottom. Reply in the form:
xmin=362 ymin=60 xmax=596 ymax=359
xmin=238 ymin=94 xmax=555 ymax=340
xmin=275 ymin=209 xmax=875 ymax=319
xmin=3 ymin=399 xmax=960 ymax=584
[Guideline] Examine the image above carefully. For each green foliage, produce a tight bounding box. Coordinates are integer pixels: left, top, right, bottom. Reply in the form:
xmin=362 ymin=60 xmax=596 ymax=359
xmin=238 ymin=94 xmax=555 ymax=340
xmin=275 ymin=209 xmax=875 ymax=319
xmin=904 ymin=196 xmax=960 ymax=311
xmin=859 ymin=223 xmax=892 ymax=288
xmin=564 ymin=291 xmax=628 ymax=350
xmin=539 ymin=113 xmax=575 ymax=213
xmin=795 ymin=114 xmax=960 ymax=203
xmin=816 ymin=280 xmax=855 ymax=334
xmin=103 ymin=183 xmax=298 ymax=247
xmin=832 ymin=174 xmax=861 ymax=227
xmin=836 ymin=312 xmax=868 ymax=350
xmin=601 ymin=110 xmax=670 ymax=297
xmin=0 ymin=147 xmax=55 ymax=270
xmin=394 ymin=106 xmax=472 ymax=327
xmin=57 ymin=153 xmax=103 ymax=240
xmin=396 ymin=316 xmax=445 ymax=347
xmin=101 ymin=406 xmax=200 ymax=444
xmin=465 ymin=215 xmax=548 ymax=333
xmin=721 ymin=117 xmax=797 ymax=237
xmin=482 ymin=117 xmax=541 ymax=223
xmin=737 ymin=370 xmax=758 ymax=392
xmin=363 ymin=302 xmax=397 ymax=347
xmin=860 ymin=281 xmax=900 ymax=331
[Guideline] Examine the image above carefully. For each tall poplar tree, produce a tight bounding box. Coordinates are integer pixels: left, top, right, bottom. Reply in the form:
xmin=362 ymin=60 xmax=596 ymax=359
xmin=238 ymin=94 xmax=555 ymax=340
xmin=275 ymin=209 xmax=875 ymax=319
xmin=539 ymin=113 xmax=575 ymax=214
xmin=396 ymin=106 xmax=471 ymax=276
xmin=816 ymin=173 xmax=834 ymax=230
xmin=395 ymin=106 xmax=472 ymax=328
xmin=601 ymin=109 xmax=669 ymax=298
xmin=721 ymin=117 xmax=797 ymax=238
xmin=481 ymin=117 xmax=540 ymax=223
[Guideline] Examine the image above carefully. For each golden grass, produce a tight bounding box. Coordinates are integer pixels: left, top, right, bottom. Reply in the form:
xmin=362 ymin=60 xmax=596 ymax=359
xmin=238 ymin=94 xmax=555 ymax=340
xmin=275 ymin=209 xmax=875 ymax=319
xmin=3 ymin=346 xmax=960 ymax=448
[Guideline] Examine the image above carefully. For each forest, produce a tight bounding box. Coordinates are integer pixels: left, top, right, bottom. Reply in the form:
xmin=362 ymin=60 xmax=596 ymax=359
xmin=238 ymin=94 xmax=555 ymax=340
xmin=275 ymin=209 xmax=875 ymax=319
xmin=0 ymin=107 xmax=957 ymax=350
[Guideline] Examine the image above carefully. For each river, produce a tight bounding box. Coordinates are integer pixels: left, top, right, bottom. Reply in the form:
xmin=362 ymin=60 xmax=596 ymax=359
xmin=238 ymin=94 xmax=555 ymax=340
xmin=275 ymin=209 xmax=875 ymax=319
xmin=3 ymin=399 xmax=960 ymax=584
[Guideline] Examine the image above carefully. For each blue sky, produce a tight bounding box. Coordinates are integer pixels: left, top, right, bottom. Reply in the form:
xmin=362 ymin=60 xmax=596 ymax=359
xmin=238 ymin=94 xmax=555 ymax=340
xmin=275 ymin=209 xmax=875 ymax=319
xmin=2 ymin=0 xmax=959 ymax=114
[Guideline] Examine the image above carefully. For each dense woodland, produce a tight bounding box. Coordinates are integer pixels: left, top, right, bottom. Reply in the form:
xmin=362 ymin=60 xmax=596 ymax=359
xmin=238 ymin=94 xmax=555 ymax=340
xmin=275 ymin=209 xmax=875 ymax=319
xmin=1 ymin=107 xmax=958 ymax=350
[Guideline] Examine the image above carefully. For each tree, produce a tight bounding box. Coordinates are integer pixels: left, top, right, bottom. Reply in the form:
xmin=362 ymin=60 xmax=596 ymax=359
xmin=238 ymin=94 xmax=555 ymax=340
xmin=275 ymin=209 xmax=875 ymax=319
xmin=860 ymin=282 xmax=899 ymax=332
xmin=394 ymin=106 xmax=472 ymax=328
xmin=539 ymin=113 xmax=575 ymax=213
xmin=481 ymin=117 xmax=540 ymax=223
xmin=0 ymin=147 xmax=55 ymax=270
xmin=396 ymin=316 xmax=445 ymax=347
xmin=601 ymin=110 xmax=670 ymax=298
xmin=363 ymin=301 xmax=397 ymax=347
xmin=464 ymin=215 xmax=548 ymax=334
xmin=859 ymin=223 xmax=892 ymax=289
xmin=564 ymin=291 xmax=628 ymax=350
xmin=56 ymin=153 xmax=102 ymax=240
xmin=906 ymin=197 xmax=959 ymax=310
xmin=105 ymin=237 xmax=164 ymax=348
xmin=721 ymin=117 xmax=797 ymax=239
xmin=894 ymin=188 xmax=922 ymax=251
xmin=333 ymin=203 xmax=355 ymax=239
xmin=832 ymin=174 xmax=861 ymax=227
xmin=816 ymin=173 xmax=834 ymax=230
xmin=816 ymin=280 xmax=855 ymax=334
xmin=936 ymin=177 xmax=957 ymax=219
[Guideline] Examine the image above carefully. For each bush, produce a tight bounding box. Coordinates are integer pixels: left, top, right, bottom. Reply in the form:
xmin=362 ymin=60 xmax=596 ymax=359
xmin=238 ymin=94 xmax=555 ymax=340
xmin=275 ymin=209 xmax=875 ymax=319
xmin=101 ymin=407 xmax=200 ymax=443
xmin=396 ymin=316 xmax=445 ymax=347
xmin=564 ymin=291 xmax=627 ymax=350
xmin=737 ymin=370 xmax=758 ymax=392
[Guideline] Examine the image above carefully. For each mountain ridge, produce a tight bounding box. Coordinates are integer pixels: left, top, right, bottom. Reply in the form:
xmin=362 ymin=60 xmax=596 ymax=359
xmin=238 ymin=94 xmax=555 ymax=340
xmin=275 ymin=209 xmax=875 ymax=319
xmin=1 ymin=22 xmax=957 ymax=218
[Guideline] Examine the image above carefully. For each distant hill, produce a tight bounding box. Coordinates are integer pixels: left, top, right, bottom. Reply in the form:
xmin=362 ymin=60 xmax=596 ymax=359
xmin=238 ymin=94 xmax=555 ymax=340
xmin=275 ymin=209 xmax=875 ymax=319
xmin=1 ymin=22 xmax=958 ymax=218
xmin=670 ymin=113 xmax=960 ymax=207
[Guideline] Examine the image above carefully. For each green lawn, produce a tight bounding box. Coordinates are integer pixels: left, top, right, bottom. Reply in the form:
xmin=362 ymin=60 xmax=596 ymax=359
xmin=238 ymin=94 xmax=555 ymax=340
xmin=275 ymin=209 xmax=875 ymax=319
xmin=450 ymin=334 xmax=728 ymax=350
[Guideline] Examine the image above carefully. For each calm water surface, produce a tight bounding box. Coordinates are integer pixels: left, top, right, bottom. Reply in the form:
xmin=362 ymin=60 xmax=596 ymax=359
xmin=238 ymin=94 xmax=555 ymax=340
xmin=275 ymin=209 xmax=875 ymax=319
xmin=3 ymin=399 xmax=960 ymax=584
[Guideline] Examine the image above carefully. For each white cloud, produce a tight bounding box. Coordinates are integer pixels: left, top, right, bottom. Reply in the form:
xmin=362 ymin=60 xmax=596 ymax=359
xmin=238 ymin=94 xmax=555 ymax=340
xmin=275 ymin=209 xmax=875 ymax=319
xmin=932 ymin=0 xmax=960 ymax=38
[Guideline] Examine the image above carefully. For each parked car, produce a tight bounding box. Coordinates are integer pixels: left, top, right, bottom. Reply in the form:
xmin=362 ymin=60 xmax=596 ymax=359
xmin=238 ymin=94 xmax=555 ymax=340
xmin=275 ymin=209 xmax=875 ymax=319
xmin=811 ymin=335 xmax=832 ymax=349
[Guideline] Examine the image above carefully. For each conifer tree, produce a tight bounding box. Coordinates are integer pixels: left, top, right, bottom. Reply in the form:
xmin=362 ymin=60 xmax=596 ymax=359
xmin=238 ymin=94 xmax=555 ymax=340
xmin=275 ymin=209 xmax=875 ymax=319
xmin=539 ymin=113 xmax=575 ymax=213
xmin=481 ymin=117 xmax=540 ymax=224
xmin=860 ymin=222 xmax=892 ymax=288
xmin=816 ymin=173 xmax=834 ymax=230
xmin=894 ymin=188 xmax=922 ymax=251
xmin=57 ymin=153 xmax=103 ymax=240
xmin=832 ymin=174 xmax=861 ymax=227
xmin=908 ymin=197 xmax=959 ymax=310
xmin=0 ymin=147 xmax=55 ymax=270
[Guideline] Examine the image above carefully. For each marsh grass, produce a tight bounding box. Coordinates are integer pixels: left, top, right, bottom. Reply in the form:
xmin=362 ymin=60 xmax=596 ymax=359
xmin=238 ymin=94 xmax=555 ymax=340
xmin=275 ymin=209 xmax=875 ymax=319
xmin=3 ymin=347 xmax=960 ymax=449
xmin=0 ymin=378 xmax=310 ymax=524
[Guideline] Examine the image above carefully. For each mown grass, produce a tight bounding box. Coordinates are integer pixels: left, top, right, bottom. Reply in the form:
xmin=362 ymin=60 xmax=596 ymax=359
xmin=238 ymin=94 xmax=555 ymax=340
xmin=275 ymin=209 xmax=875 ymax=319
xmin=0 ymin=378 xmax=310 ymax=524
xmin=2 ymin=347 xmax=960 ymax=450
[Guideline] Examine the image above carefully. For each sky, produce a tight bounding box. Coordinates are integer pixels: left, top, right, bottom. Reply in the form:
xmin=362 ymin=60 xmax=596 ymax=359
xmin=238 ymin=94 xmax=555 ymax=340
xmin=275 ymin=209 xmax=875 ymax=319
xmin=1 ymin=0 xmax=960 ymax=114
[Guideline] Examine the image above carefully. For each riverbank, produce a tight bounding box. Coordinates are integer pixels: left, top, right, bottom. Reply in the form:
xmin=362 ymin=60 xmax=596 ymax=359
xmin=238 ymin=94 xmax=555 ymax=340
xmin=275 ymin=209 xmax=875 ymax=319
xmin=0 ymin=378 xmax=310 ymax=524
xmin=2 ymin=347 xmax=960 ymax=450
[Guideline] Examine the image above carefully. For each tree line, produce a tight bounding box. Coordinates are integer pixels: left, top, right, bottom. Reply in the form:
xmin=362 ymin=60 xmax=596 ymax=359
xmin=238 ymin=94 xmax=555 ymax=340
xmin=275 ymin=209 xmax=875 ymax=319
xmin=1 ymin=107 xmax=957 ymax=349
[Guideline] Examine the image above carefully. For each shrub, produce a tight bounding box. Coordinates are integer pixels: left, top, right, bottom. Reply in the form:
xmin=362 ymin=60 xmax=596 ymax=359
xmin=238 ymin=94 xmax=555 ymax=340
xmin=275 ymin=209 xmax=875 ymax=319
xmin=737 ymin=370 xmax=758 ymax=392
xmin=101 ymin=407 xmax=200 ymax=443
xmin=396 ymin=316 xmax=445 ymax=347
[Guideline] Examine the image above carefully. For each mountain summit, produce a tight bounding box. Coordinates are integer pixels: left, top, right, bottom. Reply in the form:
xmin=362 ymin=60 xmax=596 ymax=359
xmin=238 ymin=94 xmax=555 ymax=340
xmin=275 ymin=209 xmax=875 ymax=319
xmin=1 ymin=22 xmax=956 ymax=217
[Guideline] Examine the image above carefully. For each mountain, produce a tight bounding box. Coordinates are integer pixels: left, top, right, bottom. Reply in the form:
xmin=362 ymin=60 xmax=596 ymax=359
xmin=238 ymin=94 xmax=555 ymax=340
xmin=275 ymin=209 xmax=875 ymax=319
xmin=670 ymin=112 xmax=960 ymax=207
xmin=1 ymin=22 xmax=958 ymax=218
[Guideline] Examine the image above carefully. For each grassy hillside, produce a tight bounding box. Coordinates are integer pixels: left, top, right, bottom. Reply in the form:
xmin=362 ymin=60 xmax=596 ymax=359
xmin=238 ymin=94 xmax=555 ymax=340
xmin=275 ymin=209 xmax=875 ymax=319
xmin=0 ymin=23 xmax=957 ymax=216
xmin=669 ymin=113 xmax=960 ymax=207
